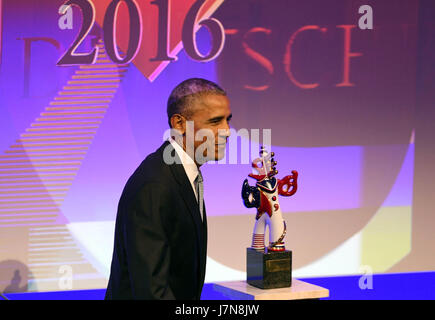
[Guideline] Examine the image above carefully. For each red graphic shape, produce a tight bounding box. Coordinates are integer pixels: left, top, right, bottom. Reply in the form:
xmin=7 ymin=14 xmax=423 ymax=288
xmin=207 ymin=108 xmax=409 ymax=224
xmin=93 ymin=0 xmax=224 ymax=81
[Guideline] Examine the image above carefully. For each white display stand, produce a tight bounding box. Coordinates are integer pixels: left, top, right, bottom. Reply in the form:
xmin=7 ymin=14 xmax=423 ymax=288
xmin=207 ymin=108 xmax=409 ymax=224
xmin=212 ymin=279 xmax=329 ymax=300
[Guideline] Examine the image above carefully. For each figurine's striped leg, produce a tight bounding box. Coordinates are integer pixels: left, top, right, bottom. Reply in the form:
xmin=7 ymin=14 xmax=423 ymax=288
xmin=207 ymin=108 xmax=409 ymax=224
xmin=251 ymin=214 xmax=266 ymax=251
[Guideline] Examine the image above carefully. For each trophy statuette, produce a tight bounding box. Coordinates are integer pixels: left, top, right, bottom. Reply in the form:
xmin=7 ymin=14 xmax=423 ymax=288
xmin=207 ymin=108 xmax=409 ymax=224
xmin=241 ymin=146 xmax=298 ymax=289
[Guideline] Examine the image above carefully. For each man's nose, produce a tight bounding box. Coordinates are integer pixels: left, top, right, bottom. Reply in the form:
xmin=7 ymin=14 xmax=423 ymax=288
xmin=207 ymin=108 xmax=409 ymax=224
xmin=222 ymin=121 xmax=231 ymax=136
xmin=219 ymin=126 xmax=231 ymax=138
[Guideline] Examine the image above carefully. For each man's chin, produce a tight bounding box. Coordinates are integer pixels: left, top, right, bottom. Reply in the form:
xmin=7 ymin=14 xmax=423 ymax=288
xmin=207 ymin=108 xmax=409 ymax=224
xmin=195 ymin=154 xmax=225 ymax=164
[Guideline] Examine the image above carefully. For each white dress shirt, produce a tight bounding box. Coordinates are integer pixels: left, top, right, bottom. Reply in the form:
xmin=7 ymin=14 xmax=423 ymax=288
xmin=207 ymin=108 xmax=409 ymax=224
xmin=168 ymin=138 xmax=200 ymax=201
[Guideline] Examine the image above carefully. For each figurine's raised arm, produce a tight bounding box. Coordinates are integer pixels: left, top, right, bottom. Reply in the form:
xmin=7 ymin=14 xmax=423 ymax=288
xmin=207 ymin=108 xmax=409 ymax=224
xmin=278 ymin=170 xmax=298 ymax=197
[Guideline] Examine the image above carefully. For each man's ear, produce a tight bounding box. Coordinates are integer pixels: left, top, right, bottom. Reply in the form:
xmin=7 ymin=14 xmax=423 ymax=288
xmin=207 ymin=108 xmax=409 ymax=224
xmin=170 ymin=114 xmax=186 ymax=135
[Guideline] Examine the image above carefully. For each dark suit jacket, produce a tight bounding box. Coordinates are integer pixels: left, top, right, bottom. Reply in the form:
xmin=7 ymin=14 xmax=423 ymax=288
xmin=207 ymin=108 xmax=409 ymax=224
xmin=105 ymin=141 xmax=207 ymax=300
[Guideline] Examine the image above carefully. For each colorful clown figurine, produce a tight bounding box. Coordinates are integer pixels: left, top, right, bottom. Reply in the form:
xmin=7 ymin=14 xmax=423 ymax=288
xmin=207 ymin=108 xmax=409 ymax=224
xmin=242 ymin=146 xmax=298 ymax=252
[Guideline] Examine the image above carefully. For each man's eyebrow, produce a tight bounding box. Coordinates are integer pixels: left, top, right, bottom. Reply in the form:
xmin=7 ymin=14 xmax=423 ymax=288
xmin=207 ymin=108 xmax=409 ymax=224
xmin=207 ymin=114 xmax=232 ymax=123
xmin=207 ymin=116 xmax=224 ymax=123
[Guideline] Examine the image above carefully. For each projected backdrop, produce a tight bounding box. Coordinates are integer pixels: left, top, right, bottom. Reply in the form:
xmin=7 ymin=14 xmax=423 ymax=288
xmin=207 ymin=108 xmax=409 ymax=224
xmin=0 ymin=0 xmax=434 ymax=293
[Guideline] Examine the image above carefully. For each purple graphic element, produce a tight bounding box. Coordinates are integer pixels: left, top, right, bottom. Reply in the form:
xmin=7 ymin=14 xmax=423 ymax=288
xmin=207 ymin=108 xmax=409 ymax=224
xmin=381 ymin=143 xmax=414 ymax=208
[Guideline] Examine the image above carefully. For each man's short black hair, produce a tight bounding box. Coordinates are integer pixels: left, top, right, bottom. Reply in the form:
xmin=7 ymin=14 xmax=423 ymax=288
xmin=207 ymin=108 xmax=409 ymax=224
xmin=167 ymin=78 xmax=226 ymax=128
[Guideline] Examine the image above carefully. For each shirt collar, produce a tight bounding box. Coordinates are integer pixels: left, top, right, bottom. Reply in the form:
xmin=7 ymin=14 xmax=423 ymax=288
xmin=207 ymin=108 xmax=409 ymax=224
xmin=168 ymin=137 xmax=199 ymax=186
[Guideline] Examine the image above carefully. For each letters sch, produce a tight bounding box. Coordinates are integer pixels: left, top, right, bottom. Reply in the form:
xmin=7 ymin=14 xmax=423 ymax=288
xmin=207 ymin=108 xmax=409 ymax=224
xmin=226 ymin=25 xmax=365 ymax=90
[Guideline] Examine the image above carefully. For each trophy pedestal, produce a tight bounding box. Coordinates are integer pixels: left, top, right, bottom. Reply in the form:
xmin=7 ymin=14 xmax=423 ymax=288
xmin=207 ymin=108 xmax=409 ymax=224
xmin=246 ymin=247 xmax=292 ymax=289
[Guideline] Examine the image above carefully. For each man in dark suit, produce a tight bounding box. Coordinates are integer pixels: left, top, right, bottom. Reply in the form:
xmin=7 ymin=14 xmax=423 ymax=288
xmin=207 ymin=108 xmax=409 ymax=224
xmin=105 ymin=78 xmax=232 ymax=299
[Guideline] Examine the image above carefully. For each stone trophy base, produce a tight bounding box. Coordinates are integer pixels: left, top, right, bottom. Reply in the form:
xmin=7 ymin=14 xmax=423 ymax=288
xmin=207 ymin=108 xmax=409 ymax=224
xmin=246 ymin=247 xmax=292 ymax=289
